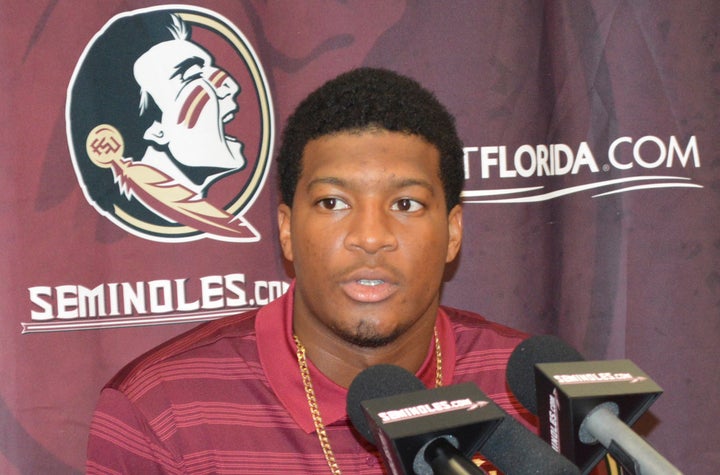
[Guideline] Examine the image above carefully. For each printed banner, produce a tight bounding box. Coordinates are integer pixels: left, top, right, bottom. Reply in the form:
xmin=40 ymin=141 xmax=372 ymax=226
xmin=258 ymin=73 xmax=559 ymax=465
xmin=1 ymin=1 xmax=717 ymax=473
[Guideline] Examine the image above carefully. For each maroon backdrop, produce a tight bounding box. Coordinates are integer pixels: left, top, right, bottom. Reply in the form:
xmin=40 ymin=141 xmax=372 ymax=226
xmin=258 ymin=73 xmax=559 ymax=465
xmin=1 ymin=1 xmax=718 ymax=473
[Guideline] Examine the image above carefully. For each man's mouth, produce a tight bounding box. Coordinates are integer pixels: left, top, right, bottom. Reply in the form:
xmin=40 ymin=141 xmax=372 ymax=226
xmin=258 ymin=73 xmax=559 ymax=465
xmin=340 ymin=273 xmax=398 ymax=303
xmin=358 ymin=279 xmax=384 ymax=286
xmin=222 ymin=110 xmax=235 ymax=124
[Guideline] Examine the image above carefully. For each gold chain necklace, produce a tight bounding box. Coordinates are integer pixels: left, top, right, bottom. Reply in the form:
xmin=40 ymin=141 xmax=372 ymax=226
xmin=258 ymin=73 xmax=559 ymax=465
xmin=293 ymin=328 xmax=443 ymax=475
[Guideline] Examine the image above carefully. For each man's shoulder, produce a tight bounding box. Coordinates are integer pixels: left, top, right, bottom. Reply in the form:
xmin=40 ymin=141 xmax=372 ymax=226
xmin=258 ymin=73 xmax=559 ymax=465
xmin=106 ymin=309 xmax=260 ymax=394
xmin=442 ymin=305 xmax=529 ymax=345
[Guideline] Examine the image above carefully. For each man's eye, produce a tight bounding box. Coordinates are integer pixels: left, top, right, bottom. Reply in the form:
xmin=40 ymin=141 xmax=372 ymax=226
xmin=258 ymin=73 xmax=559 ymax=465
xmin=317 ymin=198 xmax=349 ymax=210
xmin=182 ymin=65 xmax=204 ymax=83
xmin=392 ymin=199 xmax=423 ymax=212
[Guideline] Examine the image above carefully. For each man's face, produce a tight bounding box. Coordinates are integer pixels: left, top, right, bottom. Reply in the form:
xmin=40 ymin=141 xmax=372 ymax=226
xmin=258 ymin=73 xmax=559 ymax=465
xmin=134 ymin=39 xmax=244 ymax=170
xmin=278 ymin=130 xmax=463 ymax=347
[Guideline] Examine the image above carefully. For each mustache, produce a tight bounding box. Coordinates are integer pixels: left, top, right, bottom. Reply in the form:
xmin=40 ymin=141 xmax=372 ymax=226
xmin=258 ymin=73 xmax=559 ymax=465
xmin=334 ymin=262 xmax=404 ymax=284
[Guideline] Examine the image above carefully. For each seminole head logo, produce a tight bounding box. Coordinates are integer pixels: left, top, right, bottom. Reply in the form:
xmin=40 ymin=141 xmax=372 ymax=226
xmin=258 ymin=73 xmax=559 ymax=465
xmin=67 ymin=6 xmax=273 ymax=242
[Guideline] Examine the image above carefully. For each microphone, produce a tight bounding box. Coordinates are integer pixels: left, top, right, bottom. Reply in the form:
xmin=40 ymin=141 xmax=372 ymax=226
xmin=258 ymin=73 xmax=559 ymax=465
xmin=347 ymin=364 xmax=493 ymax=475
xmin=347 ymin=364 xmax=581 ymax=475
xmin=506 ymin=335 xmax=683 ymax=475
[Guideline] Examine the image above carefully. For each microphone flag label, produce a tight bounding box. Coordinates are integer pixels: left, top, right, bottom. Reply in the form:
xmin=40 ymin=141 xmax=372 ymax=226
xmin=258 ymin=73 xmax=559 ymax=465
xmin=361 ymin=382 xmax=503 ymax=475
xmin=535 ymin=359 xmax=663 ymax=474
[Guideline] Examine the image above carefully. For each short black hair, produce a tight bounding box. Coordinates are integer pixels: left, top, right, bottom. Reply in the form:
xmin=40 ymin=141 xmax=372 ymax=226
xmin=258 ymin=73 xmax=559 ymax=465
xmin=70 ymin=11 xmax=183 ymax=162
xmin=68 ymin=11 xmax=185 ymax=214
xmin=276 ymin=67 xmax=464 ymax=212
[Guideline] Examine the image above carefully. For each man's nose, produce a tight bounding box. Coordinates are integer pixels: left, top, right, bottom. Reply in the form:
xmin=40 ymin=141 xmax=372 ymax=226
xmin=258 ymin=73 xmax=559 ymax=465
xmin=344 ymin=205 xmax=398 ymax=254
xmin=210 ymin=69 xmax=239 ymax=97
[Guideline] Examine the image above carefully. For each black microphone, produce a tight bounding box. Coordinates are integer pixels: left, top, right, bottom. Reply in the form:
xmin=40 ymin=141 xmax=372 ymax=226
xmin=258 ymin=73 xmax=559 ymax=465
xmin=347 ymin=364 xmax=581 ymax=475
xmin=506 ymin=335 xmax=683 ymax=475
xmin=347 ymin=364 xmax=492 ymax=475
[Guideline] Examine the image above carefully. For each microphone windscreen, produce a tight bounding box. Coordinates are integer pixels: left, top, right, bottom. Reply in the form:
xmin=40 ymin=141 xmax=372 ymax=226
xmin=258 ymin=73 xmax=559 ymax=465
xmin=481 ymin=414 xmax=581 ymax=475
xmin=346 ymin=364 xmax=426 ymax=443
xmin=506 ymin=335 xmax=585 ymax=414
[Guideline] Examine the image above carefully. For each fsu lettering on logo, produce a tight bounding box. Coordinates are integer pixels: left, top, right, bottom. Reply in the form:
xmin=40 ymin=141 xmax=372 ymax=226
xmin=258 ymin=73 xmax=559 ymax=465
xmin=67 ymin=6 xmax=274 ymax=242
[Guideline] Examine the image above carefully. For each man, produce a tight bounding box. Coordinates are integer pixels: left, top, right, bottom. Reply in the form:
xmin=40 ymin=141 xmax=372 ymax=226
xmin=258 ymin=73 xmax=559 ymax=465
xmin=87 ymin=68 xmax=610 ymax=474
xmin=131 ymin=13 xmax=246 ymax=195
xmin=69 ymin=11 xmax=247 ymax=225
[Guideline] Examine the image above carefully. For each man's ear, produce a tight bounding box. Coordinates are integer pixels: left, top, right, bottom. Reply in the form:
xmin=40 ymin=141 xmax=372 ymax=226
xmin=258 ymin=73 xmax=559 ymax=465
xmin=277 ymin=203 xmax=294 ymax=262
xmin=143 ymin=121 xmax=169 ymax=146
xmin=446 ymin=204 xmax=463 ymax=263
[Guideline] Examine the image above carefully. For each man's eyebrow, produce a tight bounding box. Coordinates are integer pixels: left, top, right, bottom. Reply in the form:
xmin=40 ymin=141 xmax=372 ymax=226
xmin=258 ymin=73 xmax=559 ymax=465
xmin=306 ymin=176 xmax=435 ymax=194
xmin=394 ymin=178 xmax=435 ymax=193
xmin=306 ymin=177 xmax=345 ymax=191
xmin=170 ymin=56 xmax=205 ymax=80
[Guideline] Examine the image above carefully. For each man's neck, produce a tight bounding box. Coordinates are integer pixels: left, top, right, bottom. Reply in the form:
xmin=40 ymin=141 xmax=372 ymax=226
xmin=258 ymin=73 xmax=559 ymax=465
xmin=293 ymin=316 xmax=437 ymax=389
xmin=140 ymin=148 xmax=205 ymax=195
xmin=140 ymin=148 xmax=237 ymax=196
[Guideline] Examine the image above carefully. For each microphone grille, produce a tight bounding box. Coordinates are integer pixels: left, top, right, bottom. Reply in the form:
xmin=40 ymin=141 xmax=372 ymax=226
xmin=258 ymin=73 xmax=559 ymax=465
xmin=506 ymin=335 xmax=584 ymax=414
xmin=346 ymin=364 xmax=425 ymax=444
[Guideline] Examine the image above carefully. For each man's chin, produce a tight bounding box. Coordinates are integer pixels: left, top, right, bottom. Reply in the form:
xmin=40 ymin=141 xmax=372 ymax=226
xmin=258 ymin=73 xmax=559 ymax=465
xmin=225 ymin=137 xmax=246 ymax=167
xmin=337 ymin=323 xmax=401 ymax=348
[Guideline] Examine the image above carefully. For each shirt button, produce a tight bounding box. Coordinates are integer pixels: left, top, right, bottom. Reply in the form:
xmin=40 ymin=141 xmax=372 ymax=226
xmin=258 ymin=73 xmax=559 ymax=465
xmin=365 ymin=455 xmax=376 ymax=466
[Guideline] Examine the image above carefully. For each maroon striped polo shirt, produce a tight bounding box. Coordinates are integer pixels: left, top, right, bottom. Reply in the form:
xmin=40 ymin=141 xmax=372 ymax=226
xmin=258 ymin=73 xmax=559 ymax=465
xmin=86 ymin=282 xmax=543 ymax=474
